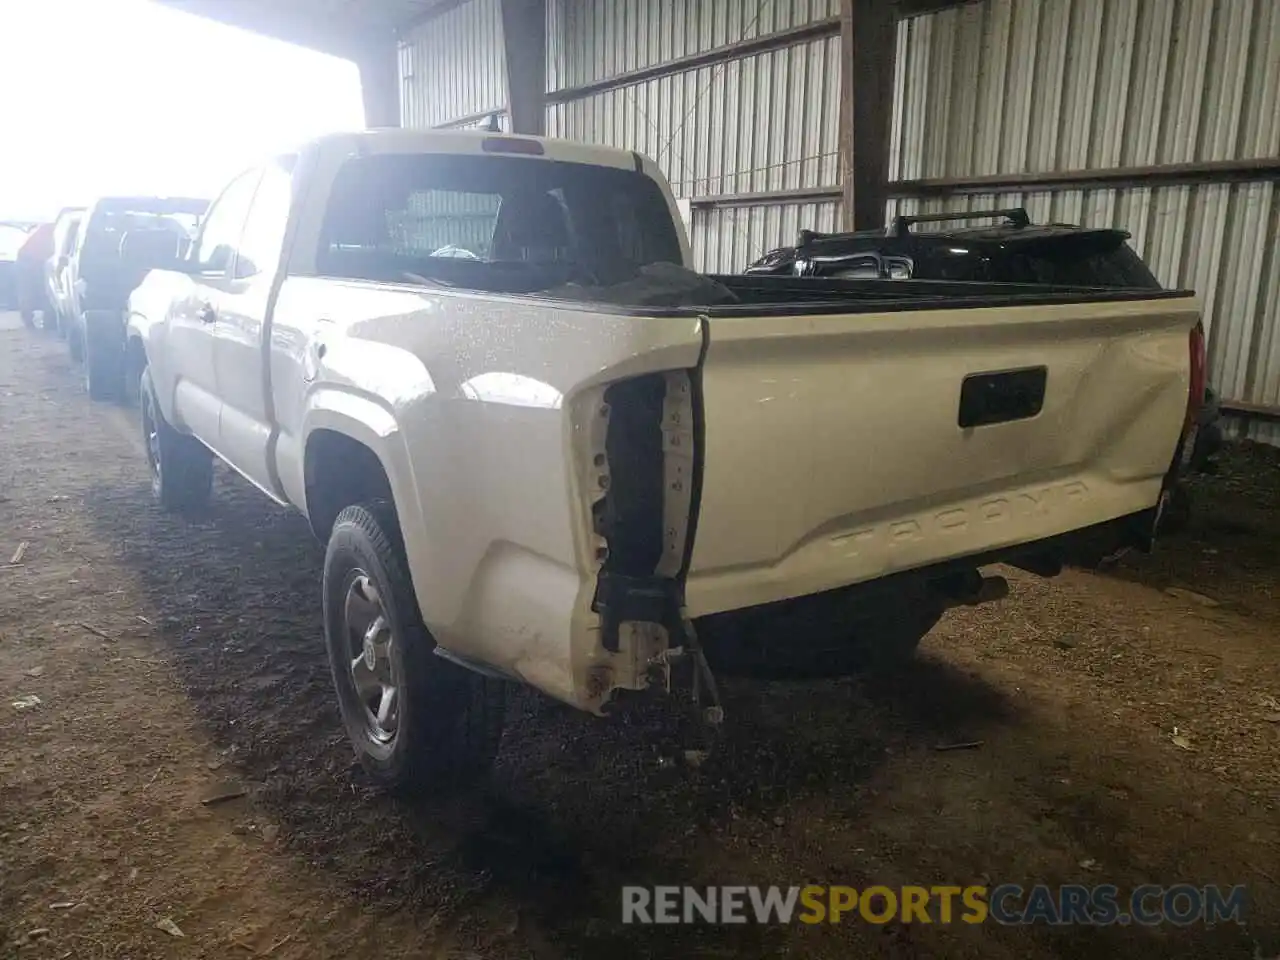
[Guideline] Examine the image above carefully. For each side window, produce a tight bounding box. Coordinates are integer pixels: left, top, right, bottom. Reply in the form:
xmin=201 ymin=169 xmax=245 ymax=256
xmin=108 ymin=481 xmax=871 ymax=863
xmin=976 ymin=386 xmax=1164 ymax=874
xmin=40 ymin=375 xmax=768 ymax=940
xmin=610 ymin=193 xmax=649 ymax=262
xmin=191 ymin=170 xmax=261 ymax=274
xmin=387 ymin=189 xmax=501 ymax=260
xmin=234 ymin=161 xmax=294 ymax=279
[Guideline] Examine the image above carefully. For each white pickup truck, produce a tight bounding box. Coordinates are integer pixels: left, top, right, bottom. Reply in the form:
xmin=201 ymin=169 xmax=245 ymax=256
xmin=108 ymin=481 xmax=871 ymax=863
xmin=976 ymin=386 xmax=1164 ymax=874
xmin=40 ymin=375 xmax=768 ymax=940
xmin=127 ymin=129 xmax=1203 ymax=791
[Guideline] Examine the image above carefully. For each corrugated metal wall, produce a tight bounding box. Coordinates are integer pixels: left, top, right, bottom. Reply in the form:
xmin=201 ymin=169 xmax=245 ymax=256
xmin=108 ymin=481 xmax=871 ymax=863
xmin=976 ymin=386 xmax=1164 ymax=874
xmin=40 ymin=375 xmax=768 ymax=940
xmin=547 ymin=0 xmax=838 ymax=89
xmin=891 ymin=0 xmax=1280 ymax=442
xmin=546 ymin=0 xmax=842 ymax=271
xmin=396 ymin=190 xmax=502 ymax=256
xmin=892 ymin=0 xmax=1280 ymax=180
xmin=399 ymin=0 xmax=507 ymax=128
xmin=396 ymin=0 xmax=1280 ymax=438
xmin=694 ymin=198 xmax=840 ymax=273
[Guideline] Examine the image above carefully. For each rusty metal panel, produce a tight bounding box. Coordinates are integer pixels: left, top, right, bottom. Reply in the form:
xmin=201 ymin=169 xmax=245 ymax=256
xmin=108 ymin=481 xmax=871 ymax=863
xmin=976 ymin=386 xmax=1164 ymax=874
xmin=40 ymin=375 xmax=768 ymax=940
xmin=547 ymin=34 xmax=841 ymax=200
xmin=692 ymin=199 xmax=840 ymax=273
xmin=546 ymin=0 xmax=839 ymax=91
xmin=400 ymin=0 xmax=506 ymax=128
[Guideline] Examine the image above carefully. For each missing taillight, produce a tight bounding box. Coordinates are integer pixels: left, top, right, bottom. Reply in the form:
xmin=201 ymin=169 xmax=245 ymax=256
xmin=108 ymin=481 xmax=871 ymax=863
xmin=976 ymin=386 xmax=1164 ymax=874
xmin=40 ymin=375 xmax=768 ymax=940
xmin=591 ymin=371 xmax=698 ymax=652
xmin=596 ymin=374 xmax=666 ymax=576
xmin=1187 ymin=321 xmax=1207 ymax=429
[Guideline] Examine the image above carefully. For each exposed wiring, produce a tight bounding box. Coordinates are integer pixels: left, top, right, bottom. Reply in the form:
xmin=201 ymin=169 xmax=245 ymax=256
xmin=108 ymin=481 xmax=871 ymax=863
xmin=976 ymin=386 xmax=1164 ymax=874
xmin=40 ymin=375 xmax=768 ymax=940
xmin=651 ymin=0 xmax=773 ymax=173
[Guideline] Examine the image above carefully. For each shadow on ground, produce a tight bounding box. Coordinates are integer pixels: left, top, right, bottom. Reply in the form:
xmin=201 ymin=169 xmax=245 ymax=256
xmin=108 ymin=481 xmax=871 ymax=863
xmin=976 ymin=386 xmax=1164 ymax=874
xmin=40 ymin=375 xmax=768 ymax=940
xmin=1108 ymin=442 xmax=1280 ymax=621
xmin=77 ymin=437 xmax=1279 ymax=960
xmin=83 ymin=466 xmax=1029 ymax=958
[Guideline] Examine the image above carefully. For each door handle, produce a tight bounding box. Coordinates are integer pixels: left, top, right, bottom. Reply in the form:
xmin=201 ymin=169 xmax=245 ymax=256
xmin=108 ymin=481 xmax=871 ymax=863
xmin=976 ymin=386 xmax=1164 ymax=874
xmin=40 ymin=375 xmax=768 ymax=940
xmin=197 ymin=302 xmax=216 ymax=324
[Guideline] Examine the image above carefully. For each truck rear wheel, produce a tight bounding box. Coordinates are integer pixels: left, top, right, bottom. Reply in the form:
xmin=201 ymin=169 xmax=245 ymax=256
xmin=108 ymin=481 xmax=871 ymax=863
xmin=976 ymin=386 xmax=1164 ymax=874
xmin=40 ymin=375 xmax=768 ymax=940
xmin=84 ymin=310 xmax=125 ymax=401
xmin=140 ymin=367 xmax=213 ymax=512
xmin=700 ymin=586 xmax=945 ymax=678
xmin=68 ymin=320 xmax=84 ymax=361
xmin=323 ymin=501 xmax=505 ymax=793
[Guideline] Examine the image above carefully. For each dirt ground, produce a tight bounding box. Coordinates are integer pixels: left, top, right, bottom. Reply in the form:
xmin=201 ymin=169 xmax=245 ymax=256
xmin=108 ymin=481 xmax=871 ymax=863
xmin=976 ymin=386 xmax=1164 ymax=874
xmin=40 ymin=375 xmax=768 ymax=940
xmin=1 ymin=311 xmax=1277 ymax=960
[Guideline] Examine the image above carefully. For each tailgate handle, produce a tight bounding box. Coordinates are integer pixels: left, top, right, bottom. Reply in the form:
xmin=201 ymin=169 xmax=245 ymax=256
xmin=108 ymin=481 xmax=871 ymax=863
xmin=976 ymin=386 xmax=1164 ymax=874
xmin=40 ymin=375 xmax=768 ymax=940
xmin=958 ymin=366 xmax=1047 ymax=428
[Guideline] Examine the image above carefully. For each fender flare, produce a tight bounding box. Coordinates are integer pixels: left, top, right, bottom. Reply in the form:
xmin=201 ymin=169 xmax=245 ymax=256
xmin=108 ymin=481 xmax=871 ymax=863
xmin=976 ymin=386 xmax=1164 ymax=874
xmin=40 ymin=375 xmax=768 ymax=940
xmin=300 ymin=388 xmax=420 ymax=537
xmin=125 ymin=311 xmax=179 ymax=424
xmin=300 ymin=388 xmax=443 ymax=625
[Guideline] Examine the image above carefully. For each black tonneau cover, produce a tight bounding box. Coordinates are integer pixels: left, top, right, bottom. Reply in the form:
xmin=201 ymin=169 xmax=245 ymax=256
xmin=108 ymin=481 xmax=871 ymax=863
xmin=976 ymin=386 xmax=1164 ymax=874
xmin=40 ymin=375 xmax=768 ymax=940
xmin=698 ymin=273 xmax=1189 ymax=318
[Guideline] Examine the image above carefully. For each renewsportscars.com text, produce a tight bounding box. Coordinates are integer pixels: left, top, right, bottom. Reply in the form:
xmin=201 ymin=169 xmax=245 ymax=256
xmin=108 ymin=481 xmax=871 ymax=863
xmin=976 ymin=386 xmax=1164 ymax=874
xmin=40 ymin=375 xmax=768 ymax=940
xmin=621 ymin=884 xmax=1247 ymax=927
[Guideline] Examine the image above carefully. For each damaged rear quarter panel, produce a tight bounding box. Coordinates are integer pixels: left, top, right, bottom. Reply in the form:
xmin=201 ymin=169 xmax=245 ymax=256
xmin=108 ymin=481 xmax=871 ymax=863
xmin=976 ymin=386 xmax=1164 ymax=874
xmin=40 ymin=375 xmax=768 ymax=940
xmin=279 ymin=277 xmax=704 ymax=709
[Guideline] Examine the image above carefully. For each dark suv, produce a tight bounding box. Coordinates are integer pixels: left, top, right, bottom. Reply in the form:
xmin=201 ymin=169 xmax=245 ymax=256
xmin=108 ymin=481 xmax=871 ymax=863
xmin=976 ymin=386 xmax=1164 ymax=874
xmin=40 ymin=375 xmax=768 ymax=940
xmin=67 ymin=196 xmax=207 ymax=398
xmin=746 ymin=208 xmax=1222 ymax=474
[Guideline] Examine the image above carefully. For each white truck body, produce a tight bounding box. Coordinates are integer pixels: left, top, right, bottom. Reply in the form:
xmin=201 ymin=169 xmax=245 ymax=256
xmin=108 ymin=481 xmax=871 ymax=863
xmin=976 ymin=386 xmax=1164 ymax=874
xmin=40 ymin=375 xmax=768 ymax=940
xmin=128 ymin=129 xmax=1199 ymax=718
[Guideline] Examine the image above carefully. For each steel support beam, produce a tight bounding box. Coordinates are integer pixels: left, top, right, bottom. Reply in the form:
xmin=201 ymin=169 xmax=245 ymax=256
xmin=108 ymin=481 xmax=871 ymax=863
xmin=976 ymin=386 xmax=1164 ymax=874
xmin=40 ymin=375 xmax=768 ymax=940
xmin=888 ymin=157 xmax=1280 ymax=197
xmin=357 ymin=36 xmax=402 ymax=128
xmin=547 ymin=18 xmax=841 ymax=104
xmin=687 ymin=186 xmax=843 ymax=208
xmin=840 ymin=0 xmax=897 ymax=230
xmin=500 ymin=0 xmax=547 ymax=135
xmin=894 ymin=0 xmax=982 ymax=18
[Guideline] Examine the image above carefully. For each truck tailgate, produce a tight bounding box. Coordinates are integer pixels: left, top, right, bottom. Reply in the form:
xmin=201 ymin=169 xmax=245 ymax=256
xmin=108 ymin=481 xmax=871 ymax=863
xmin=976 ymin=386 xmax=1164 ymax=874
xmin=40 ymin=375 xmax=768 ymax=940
xmin=684 ymin=295 xmax=1198 ymax=618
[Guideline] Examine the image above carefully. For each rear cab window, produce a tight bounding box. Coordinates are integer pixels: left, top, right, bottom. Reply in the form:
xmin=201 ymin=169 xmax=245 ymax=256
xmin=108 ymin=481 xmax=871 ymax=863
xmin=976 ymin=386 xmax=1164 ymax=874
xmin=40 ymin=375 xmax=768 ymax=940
xmin=81 ymin=199 xmax=208 ymax=273
xmin=316 ymin=152 xmax=683 ymax=293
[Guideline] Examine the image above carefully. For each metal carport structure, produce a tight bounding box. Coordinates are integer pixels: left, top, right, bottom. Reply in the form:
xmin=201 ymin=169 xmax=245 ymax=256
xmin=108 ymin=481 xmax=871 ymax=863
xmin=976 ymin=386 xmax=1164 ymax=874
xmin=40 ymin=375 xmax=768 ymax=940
xmin=155 ymin=0 xmax=972 ymax=232
xmin=153 ymin=0 xmax=1280 ymax=435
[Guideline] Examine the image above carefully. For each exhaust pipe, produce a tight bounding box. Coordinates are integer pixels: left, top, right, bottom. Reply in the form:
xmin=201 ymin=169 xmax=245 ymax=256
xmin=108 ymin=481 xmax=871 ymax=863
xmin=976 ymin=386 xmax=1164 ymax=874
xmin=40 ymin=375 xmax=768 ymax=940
xmin=932 ymin=570 xmax=1010 ymax=609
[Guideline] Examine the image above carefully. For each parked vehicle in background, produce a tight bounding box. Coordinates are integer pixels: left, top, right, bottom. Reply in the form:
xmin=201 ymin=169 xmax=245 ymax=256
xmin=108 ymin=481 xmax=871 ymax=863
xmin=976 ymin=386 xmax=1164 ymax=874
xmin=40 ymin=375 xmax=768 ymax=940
xmin=128 ymin=130 xmax=1202 ymax=792
xmin=66 ymin=196 xmax=206 ymax=396
xmin=0 ymin=222 xmax=31 ymax=309
xmin=745 ymin=209 xmax=1223 ymax=476
xmin=44 ymin=207 xmax=85 ymax=337
xmin=15 ymin=221 xmax=57 ymax=330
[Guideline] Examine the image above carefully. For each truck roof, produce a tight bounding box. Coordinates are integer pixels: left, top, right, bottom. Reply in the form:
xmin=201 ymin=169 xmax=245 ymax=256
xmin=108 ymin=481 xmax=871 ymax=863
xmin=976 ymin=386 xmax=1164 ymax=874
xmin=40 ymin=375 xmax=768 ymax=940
xmin=303 ymin=128 xmax=644 ymax=173
xmin=88 ymin=197 xmax=209 ymax=215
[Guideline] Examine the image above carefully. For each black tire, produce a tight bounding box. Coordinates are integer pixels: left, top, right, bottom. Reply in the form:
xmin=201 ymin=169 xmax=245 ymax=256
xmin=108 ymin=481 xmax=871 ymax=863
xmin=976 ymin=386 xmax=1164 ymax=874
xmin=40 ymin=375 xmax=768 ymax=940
xmin=122 ymin=338 xmax=146 ymax=407
xmin=323 ymin=501 xmax=505 ymax=793
xmin=700 ymin=586 xmax=945 ymax=679
xmin=1158 ymin=484 xmax=1193 ymax=537
xmin=84 ymin=311 xmax=125 ymax=401
xmin=140 ymin=367 xmax=212 ymax=512
xmin=68 ymin=320 xmax=84 ymax=361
